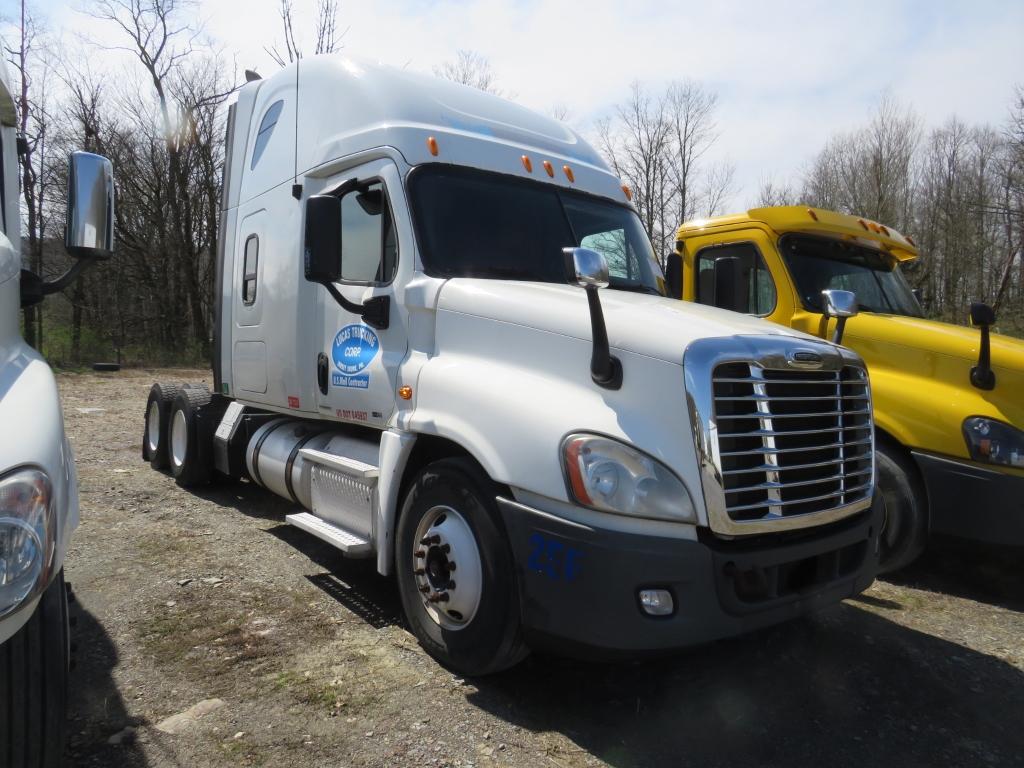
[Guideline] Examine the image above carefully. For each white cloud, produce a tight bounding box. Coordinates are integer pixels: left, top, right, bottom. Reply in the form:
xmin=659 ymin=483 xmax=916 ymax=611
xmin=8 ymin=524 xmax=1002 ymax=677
xmin=29 ymin=0 xmax=1024 ymax=210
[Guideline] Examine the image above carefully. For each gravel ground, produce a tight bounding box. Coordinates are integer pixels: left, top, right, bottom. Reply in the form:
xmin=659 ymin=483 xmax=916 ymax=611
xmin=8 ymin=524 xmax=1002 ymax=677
xmin=58 ymin=368 xmax=1024 ymax=768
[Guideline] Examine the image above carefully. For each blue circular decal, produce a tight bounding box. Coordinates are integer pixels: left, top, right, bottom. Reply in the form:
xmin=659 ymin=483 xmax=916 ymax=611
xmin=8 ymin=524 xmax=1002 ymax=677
xmin=332 ymin=324 xmax=380 ymax=375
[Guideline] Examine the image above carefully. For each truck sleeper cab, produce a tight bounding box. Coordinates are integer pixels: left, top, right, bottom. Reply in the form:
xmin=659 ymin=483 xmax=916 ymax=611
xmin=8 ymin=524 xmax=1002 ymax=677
xmin=670 ymin=206 xmax=1024 ymax=572
xmin=142 ymin=58 xmax=882 ymax=674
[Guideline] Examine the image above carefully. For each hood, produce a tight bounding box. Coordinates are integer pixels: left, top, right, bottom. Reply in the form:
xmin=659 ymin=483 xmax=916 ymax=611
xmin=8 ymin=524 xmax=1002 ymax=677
xmin=845 ymin=313 xmax=1024 ymax=375
xmin=437 ymin=279 xmax=814 ymax=364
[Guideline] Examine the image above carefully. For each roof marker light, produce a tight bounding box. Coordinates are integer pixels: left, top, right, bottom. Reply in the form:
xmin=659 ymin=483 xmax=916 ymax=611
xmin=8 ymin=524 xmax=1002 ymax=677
xmin=906 ymin=235 xmax=916 ymax=247
xmin=857 ymin=218 xmax=869 ymax=231
xmin=427 ymin=136 xmax=439 ymax=156
xmin=807 ymin=208 xmax=819 ymax=221
xmin=879 ymin=225 xmax=890 ymax=236
xmin=622 ymin=184 xmax=633 ymax=201
xmin=563 ymin=165 xmax=575 ymax=182
xmin=521 ymin=155 xmax=533 ymax=173
xmin=543 ymin=160 xmax=554 ymax=177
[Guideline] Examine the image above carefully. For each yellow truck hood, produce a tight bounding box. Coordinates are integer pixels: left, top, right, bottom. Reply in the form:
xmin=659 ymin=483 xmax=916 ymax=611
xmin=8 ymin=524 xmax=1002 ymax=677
xmin=840 ymin=313 xmax=1024 ymax=452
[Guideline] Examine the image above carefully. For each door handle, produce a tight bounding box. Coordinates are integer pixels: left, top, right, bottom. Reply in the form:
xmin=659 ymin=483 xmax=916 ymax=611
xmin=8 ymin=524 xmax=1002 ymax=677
xmin=317 ymin=353 xmax=329 ymax=395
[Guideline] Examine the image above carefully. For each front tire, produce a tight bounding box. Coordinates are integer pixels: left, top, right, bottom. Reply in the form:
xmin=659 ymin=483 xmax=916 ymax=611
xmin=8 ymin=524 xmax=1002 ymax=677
xmin=0 ymin=571 xmax=69 ymax=768
xmin=396 ymin=458 xmax=527 ymax=675
xmin=877 ymin=442 xmax=928 ymax=573
xmin=169 ymin=386 xmax=213 ymax=488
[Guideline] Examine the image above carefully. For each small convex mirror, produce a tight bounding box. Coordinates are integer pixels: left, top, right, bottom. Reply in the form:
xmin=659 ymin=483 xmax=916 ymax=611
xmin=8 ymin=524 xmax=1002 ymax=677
xmin=564 ymin=247 xmax=609 ymax=289
xmin=65 ymin=151 xmax=115 ymax=259
xmin=822 ymin=289 xmax=859 ymax=318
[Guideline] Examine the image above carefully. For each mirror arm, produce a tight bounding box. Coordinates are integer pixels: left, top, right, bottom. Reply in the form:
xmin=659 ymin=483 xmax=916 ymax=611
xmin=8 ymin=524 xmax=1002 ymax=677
xmin=19 ymin=258 xmax=99 ymax=309
xmin=321 ymin=282 xmax=390 ymax=330
xmin=970 ymin=324 xmax=995 ymax=390
xmin=832 ymin=316 xmax=848 ymax=345
xmin=585 ymin=286 xmax=622 ymax=390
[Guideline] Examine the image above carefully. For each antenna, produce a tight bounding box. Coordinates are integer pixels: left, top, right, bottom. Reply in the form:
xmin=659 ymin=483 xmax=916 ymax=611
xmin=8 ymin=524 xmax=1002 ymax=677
xmin=291 ymin=56 xmax=302 ymax=200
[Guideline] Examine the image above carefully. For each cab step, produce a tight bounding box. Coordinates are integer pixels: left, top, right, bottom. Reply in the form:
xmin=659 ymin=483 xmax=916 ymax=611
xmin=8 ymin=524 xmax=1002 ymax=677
xmin=285 ymin=512 xmax=372 ymax=556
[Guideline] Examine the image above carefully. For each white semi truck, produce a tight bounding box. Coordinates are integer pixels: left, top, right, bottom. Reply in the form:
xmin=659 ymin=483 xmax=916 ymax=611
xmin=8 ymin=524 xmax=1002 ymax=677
xmin=0 ymin=53 xmax=115 ymax=767
xmin=144 ymin=55 xmax=883 ymax=674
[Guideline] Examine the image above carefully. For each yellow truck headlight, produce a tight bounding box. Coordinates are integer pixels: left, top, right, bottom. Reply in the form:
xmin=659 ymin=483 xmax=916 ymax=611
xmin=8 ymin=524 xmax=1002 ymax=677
xmin=562 ymin=434 xmax=696 ymax=522
xmin=963 ymin=417 xmax=1024 ymax=469
xmin=0 ymin=468 xmax=56 ymax=618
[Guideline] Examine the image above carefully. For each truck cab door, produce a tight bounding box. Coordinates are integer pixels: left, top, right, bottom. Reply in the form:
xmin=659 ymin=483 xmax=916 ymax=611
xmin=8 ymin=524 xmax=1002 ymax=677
xmin=313 ymin=159 xmax=408 ymax=428
xmin=682 ymin=229 xmax=794 ymax=326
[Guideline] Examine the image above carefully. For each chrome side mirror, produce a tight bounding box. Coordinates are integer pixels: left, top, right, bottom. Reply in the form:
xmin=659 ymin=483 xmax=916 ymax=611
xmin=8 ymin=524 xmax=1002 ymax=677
xmin=66 ymin=151 xmax=115 ymax=259
xmin=822 ymin=289 xmax=858 ymax=319
xmin=822 ymin=289 xmax=858 ymax=345
xmin=562 ymin=247 xmax=621 ymax=390
xmin=565 ymin=247 xmax=610 ymax=289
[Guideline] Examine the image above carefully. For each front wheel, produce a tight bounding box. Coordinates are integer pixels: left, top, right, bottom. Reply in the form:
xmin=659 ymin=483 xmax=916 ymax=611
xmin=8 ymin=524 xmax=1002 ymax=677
xmin=877 ymin=443 xmax=928 ymax=573
xmin=396 ymin=457 xmax=527 ymax=675
xmin=0 ymin=570 xmax=69 ymax=768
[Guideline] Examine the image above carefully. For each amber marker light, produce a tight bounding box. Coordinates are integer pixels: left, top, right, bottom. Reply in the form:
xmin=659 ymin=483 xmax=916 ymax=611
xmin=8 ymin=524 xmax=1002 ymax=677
xmin=521 ymin=155 xmax=533 ymax=172
xmin=398 ymin=386 xmax=413 ymax=400
xmin=622 ymin=184 xmax=633 ymax=201
xmin=807 ymin=208 xmax=819 ymax=221
xmin=563 ymin=165 xmax=575 ymax=182
xmin=542 ymin=160 xmax=554 ymax=177
xmin=427 ymin=136 xmax=439 ymax=156
xmin=906 ymin=235 xmax=916 ymax=247
xmin=857 ymin=218 xmax=869 ymax=230
xmin=879 ymin=225 xmax=890 ymax=236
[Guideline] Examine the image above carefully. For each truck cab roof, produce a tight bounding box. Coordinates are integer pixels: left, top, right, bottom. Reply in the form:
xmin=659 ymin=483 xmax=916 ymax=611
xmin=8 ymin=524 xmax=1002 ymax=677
xmin=677 ymin=206 xmax=919 ymax=263
xmin=228 ymin=55 xmax=629 ymax=209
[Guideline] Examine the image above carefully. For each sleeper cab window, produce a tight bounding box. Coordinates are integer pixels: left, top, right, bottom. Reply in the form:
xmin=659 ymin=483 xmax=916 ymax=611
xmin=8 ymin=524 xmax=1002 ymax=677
xmin=250 ymin=100 xmax=284 ymax=170
xmin=339 ymin=182 xmax=397 ymax=284
xmin=242 ymin=234 xmax=258 ymax=305
xmin=695 ymin=242 xmax=777 ymax=316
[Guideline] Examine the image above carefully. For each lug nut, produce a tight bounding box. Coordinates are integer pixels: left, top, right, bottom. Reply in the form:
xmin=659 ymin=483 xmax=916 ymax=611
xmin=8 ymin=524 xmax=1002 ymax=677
xmin=447 ymin=581 xmax=456 ymax=590
xmin=439 ymin=543 xmax=451 ymax=554
xmin=414 ymin=550 xmax=426 ymax=559
xmin=420 ymin=535 xmax=440 ymax=546
xmin=418 ymin=585 xmax=430 ymax=594
xmin=427 ymin=592 xmax=450 ymax=603
xmin=446 ymin=562 xmax=457 ymax=572
xmin=413 ymin=568 xmax=425 ymax=576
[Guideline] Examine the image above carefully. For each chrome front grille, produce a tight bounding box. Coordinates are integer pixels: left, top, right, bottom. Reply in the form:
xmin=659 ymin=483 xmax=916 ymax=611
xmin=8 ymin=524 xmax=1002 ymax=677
xmin=712 ymin=362 xmax=873 ymax=522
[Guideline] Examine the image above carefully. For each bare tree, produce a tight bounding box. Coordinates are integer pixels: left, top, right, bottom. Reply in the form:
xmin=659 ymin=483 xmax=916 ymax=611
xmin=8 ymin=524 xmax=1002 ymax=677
xmin=434 ymin=49 xmax=502 ymax=95
xmin=549 ymin=102 xmax=571 ymax=122
xmin=665 ymin=80 xmax=719 ymax=223
xmin=700 ymin=160 xmax=736 ymax=218
xmin=266 ymin=0 xmax=343 ymax=67
xmin=755 ymin=174 xmax=798 ymax=208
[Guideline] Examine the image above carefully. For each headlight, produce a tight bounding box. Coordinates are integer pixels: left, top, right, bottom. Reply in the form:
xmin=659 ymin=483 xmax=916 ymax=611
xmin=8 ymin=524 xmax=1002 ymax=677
xmin=0 ymin=468 xmax=56 ymax=618
xmin=562 ymin=434 xmax=696 ymax=522
xmin=963 ymin=417 xmax=1024 ymax=468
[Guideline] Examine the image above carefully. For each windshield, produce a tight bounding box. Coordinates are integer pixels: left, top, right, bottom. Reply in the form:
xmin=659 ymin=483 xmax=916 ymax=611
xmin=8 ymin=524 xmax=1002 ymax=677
xmin=780 ymin=234 xmax=923 ymax=317
xmin=408 ymin=166 xmax=664 ymax=294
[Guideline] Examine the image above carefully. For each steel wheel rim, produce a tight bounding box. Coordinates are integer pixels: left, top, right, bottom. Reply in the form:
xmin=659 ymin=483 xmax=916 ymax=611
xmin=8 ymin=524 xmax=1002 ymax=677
xmin=170 ymin=409 xmax=188 ymax=469
xmin=146 ymin=401 xmax=161 ymax=454
xmin=412 ymin=505 xmax=483 ymax=630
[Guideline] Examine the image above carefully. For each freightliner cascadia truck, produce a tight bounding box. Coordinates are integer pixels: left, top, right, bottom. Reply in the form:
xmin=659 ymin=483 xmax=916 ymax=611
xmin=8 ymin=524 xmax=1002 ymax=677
xmin=142 ymin=56 xmax=883 ymax=674
xmin=0 ymin=49 xmax=115 ymax=767
xmin=669 ymin=207 xmax=1023 ymax=572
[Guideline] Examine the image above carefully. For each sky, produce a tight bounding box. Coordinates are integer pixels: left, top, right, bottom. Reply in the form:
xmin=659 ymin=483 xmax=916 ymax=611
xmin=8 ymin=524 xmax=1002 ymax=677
xmin=18 ymin=0 xmax=1024 ymax=210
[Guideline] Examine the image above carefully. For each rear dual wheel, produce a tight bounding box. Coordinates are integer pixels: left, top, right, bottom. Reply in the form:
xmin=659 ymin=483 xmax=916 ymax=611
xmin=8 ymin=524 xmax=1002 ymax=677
xmin=143 ymin=381 xmax=181 ymax=469
xmin=168 ymin=386 xmax=214 ymax=488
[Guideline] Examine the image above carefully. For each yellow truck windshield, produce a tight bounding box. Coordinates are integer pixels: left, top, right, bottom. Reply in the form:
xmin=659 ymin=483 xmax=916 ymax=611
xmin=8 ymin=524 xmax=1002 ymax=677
xmin=780 ymin=234 xmax=923 ymax=317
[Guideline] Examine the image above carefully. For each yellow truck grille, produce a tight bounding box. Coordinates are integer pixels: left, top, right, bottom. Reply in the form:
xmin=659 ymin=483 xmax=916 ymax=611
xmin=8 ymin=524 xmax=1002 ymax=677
xmin=712 ymin=363 xmax=873 ymax=522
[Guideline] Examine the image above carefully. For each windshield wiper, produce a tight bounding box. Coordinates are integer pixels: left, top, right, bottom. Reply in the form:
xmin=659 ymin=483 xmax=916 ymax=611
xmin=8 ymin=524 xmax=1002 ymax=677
xmin=611 ymin=282 xmax=661 ymax=296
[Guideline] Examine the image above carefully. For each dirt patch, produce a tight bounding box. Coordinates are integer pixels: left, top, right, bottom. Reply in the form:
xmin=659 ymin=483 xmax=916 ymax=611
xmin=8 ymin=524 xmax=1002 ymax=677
xmin=59 ymin=369 xmax=1024 ymax=767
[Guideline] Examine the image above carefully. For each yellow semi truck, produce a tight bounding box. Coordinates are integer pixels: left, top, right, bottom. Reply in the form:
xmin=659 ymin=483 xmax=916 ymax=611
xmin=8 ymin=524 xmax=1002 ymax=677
xmin=668 ymin=206 xmax=1024 ymax=572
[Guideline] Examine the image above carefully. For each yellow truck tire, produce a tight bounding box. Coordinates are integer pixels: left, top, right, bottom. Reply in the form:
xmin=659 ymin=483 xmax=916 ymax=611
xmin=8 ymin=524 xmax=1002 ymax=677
xmin=877 ymin=442 xmax=928 ymax=573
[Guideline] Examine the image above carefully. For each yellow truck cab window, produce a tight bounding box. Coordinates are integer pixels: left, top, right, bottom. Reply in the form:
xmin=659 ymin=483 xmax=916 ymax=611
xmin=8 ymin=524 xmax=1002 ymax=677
xmin=780 ymin=234 xmax=922 ymax=317
xmin=695 ymin=242 xmax=776 ymax=315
